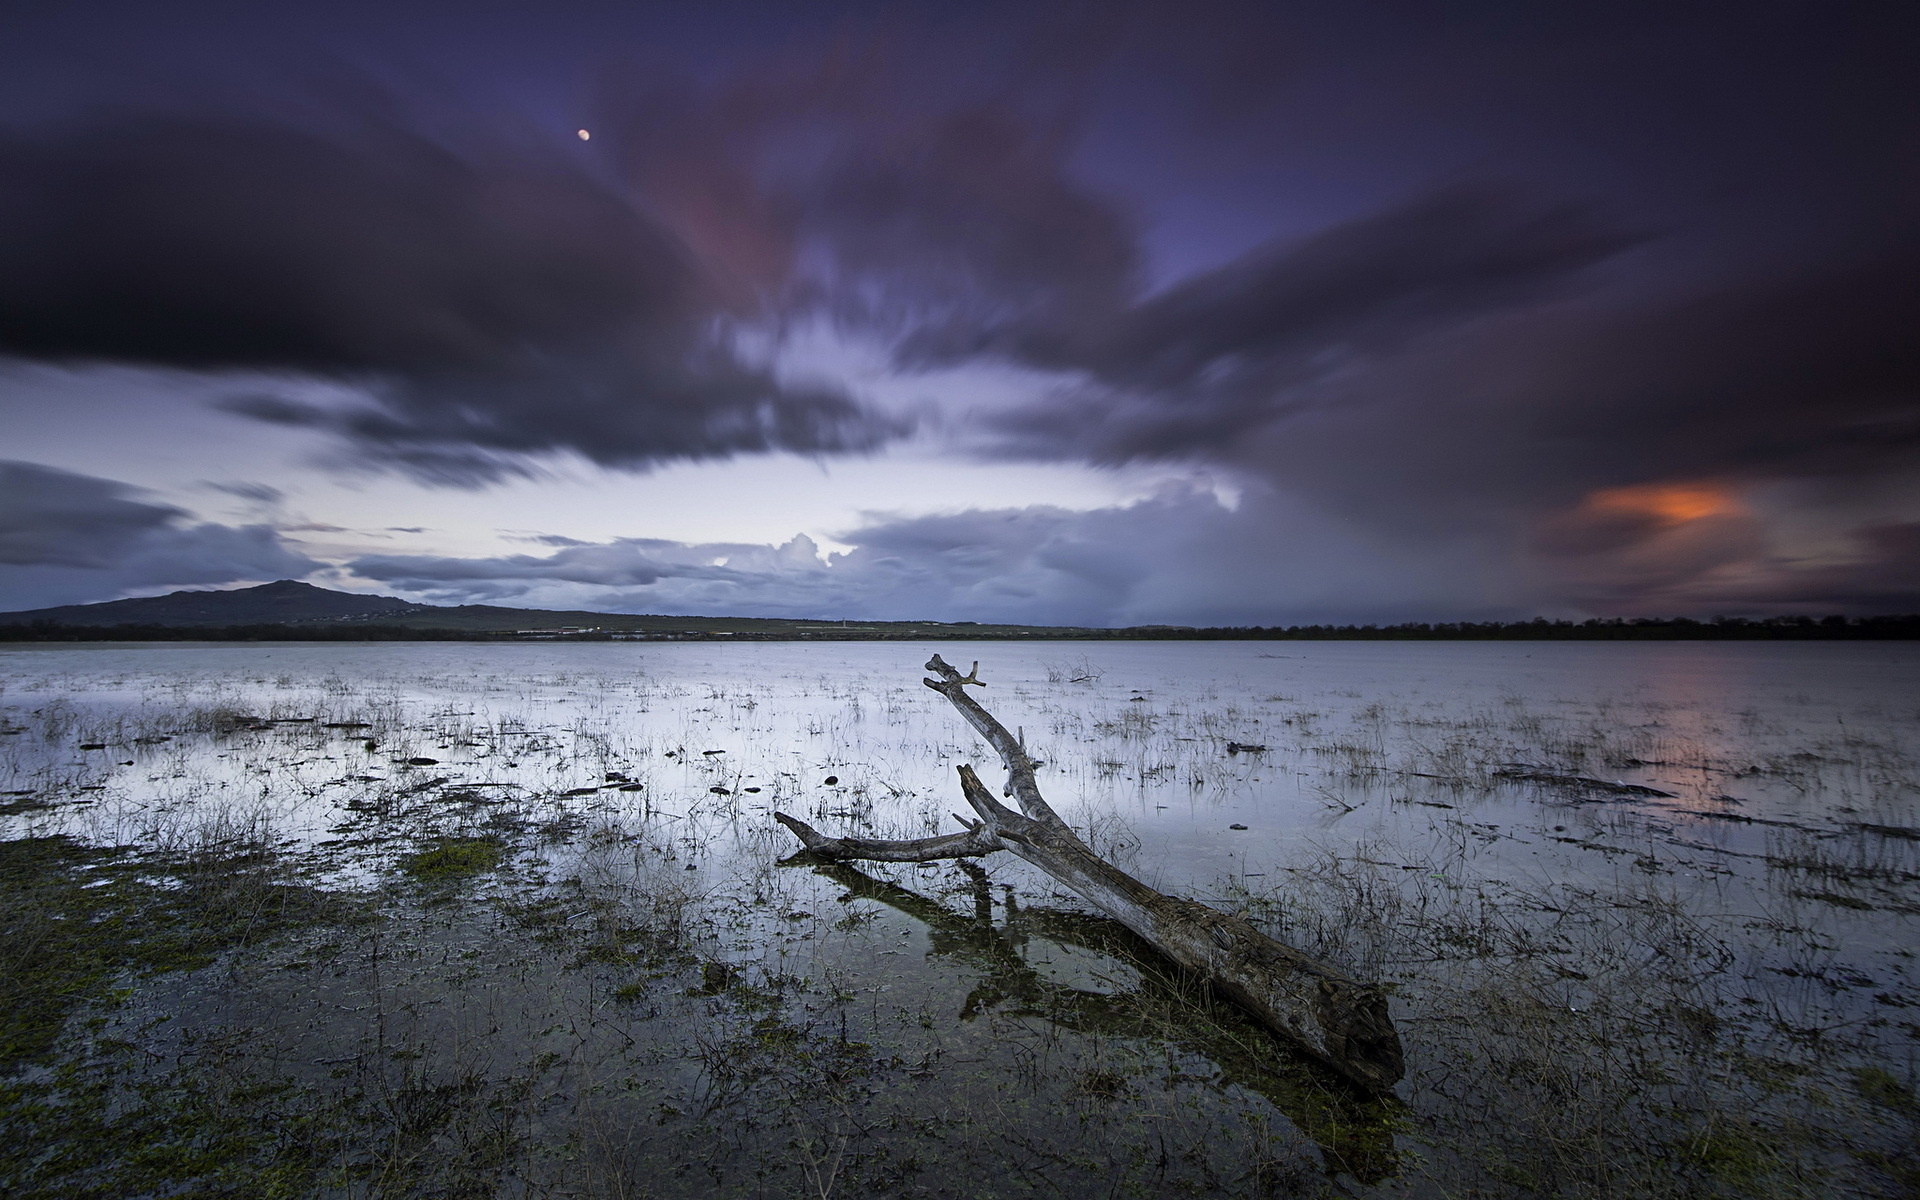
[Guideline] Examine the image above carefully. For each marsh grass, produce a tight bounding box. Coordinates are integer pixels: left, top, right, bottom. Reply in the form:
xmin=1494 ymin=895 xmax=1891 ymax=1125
xmin=0 ymin=642 xmax=1914 ymax=1197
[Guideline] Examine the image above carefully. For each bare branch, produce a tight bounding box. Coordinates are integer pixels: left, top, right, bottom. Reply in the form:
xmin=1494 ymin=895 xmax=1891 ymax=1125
xmin=923 ymin=654 xmax=1069 ymax=833
xmin=773 ymin=811 xmax=1001 ymax=862
xmin=775 ymin=655 xmax=1406 ymax=1095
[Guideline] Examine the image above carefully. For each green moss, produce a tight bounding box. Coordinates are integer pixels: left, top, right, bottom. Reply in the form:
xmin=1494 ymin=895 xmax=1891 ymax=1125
xmin=401 ymin=837 xmax=503 ymax=880
xmin=0 ymin=1063 xmax=343 ymax=1200
xmin=0 ymin=835 xmax=351 ymax=1072
xmin=0 ymin=834 xmax=364 ymax=1199
xmin=1853 ymin=1066 xmax=1917 ymax=1112
xmin=2 ymin=1047 xmax=533 ymax=1199
xmin=1676 ymin=1120 xmax=1787 ymax=1190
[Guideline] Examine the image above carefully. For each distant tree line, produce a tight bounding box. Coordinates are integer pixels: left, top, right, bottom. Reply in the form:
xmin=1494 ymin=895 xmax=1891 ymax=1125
xmin=1108 ymin=614 xmax=1920 ymax=640
xmin=1 ymin=614 xmax=1916 ymax=642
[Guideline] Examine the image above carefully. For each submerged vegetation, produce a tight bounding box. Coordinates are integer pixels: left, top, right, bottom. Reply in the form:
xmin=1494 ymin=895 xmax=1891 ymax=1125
xmin=0 ymin=834 xmax=352 ymax=1068
xmin=401 ymin=836 xmax=504 ymax=880
xmin=0 ymin=641 xmax=1914 ymax=1197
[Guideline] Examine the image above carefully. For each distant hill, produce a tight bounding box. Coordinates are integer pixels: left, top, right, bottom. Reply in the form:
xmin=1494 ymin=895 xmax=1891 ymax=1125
xmin=0 ymin=580 xmax=425 ymax=627
xmin=0 ymin=580 xmax=1082 ymax=639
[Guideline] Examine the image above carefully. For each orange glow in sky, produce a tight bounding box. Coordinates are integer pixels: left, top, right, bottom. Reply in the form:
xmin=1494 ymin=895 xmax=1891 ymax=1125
xmin=1584 ymin=483 xmax=1741 ymax=526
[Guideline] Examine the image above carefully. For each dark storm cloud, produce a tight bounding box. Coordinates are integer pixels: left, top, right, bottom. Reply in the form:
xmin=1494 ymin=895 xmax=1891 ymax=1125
xmin=980 ymin=185 xmax=1640 ymax=458
xmin=0 ymin=461 xmax=318 ymax=610
xmin=0 ymin=103 xmax=901 ymax=481
xmin=1805 ymin=522 xmax=1920 ymax=611
xmin=4 ymin=2 xmax=1915 ymax=619
xmin=1200 ymin=248 xmax=1920 ymax=536
xmin=0 ymin=461 xmax=180 ymax=568
xmin=1148 ymin=250 xmax=1920 ymax=614
xmin=806 ymin=106 xmax=1141 ymax=357
xmin=1537 ymin=516 xmax=1920 ymax=618
xmin=0 ymin=40 xmax=1143 ymax=482
xmin=1520 ymin=255 xmax=1920 ymax=489
xmin=589 ymin=47 xmax=1143 ymax=346
xmin=1086 ymin=187 xmax=1632 ymax=388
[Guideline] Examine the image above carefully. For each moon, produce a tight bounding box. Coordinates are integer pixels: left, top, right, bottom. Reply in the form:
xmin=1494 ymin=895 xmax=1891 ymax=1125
xmin=576 ymin=129 xmax=590 ymax=141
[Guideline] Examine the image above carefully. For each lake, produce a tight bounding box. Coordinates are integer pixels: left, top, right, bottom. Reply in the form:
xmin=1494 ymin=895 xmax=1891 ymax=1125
xmin=3 ymin=641 xmax=1916 ymax=1197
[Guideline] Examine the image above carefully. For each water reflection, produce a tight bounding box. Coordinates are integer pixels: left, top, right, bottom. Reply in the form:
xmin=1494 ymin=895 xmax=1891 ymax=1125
xmin=797 ymin=856 xmax=1404 ymax=1183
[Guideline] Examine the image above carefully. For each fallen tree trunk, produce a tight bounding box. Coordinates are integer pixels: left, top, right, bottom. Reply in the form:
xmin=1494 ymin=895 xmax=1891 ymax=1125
xmin=807 ymin=858 xmax=1401 ymax=1180
xmin=775 ymin=654 xmax=1405 ymax=1094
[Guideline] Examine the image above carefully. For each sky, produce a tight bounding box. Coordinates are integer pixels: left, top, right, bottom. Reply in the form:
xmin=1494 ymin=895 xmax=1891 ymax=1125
xmin=2 ymin=0 xmax=1916 ymax=625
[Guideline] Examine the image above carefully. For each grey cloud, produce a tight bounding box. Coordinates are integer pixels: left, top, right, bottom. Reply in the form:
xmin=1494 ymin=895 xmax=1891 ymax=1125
xmin=0 ymin=460 xmax=182 ymax=568
xmin=591 ymin=51 xmax=1143 ymax=367
xmin=348 ymin=535 xmax=816 ymax=602
xmin=1519 ymin=257 xmax=1920 ymax=489
xmin=982 ymin=185 xmax=1641 ymax=460
xmin=346 ymin=476 xmax=1920 ymax=624
xmin=0 ymin=461 xmax=319 ymax=610
xmin=1211 ymin=250 xmax=1920 ymax=542
xmin=1541 ymin=517 xmax=1920 ymax=617
xmin=961 ymin=209 xmax=1920 ymax=617
xmin=203 ymin=480 xmax=285 ymax=505
xmin=1083 ymin=187 xmax=1632 ymax=387
xmin=1795 ymin=522 xmax=1920 ymax=611
xmin=0 ymin=100 xmax=902 ymax=482
xmin=345 ymin=487 xmax=1520 ymax=626
xmin=808 ymin=106 xmax=1140 ymax=358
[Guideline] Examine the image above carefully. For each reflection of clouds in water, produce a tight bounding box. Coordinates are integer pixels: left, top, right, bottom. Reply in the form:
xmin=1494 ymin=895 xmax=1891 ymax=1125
xmin=3 ymin=639 xmax=1910 ymax=882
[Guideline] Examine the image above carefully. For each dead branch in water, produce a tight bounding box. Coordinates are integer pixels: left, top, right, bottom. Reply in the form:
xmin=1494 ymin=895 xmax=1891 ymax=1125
xmin=774 ymin=654 xmax=1405 ymax=1094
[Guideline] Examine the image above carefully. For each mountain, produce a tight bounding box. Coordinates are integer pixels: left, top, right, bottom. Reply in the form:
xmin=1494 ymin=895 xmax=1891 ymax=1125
xmin=0 ymin=580 xmax=427 ymax=627
xmin=0 ymin=580 xmax=1081 ymax=639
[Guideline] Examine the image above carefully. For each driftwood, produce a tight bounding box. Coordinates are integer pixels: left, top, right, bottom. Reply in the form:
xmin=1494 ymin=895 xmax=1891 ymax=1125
xmin=774 ymin=654 xmax=1405 ymax=1094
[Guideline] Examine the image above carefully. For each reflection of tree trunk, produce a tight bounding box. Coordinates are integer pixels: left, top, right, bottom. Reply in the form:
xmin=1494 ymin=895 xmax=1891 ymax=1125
xmin=807 ymin=858 xmax=1400 ymax=1183
xmin=775 ymin=655 xmax=1405 ymax=1095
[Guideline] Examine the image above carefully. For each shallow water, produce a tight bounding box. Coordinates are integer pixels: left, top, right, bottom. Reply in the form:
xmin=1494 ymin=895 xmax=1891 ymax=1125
xmin=3 ymin=640 xmax=1916 ymax=1197
xmin=5 ymin=640 xmax=1914 ymax=931
xmin=6 ymin=639 xmax=1912 ymax=849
